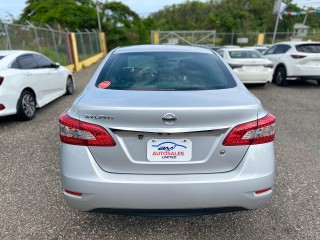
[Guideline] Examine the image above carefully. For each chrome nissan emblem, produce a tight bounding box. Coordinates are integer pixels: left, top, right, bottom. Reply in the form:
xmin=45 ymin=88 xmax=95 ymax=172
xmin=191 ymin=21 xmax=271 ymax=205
xmin=162 ymin=113 xmax=177 ymax=125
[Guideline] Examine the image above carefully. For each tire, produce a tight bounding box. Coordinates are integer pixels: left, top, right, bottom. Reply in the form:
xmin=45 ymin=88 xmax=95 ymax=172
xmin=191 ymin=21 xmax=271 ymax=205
xmin=275 ymin=67 xmax=288 ymax=86
xmin=66 ymin=76 xmax=74 ymax=95
xmin=17 ymin=90 xmax=36 ymax=121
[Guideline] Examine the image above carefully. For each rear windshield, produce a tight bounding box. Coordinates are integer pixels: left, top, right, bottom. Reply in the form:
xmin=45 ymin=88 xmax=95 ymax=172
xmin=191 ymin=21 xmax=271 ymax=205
xmin=229 ymin=51 xmax=262 ymax=59
xmin=95 ymin=52 xmax=236 ymax=91
xmin=296 ymin=44 xmax=320 ymax=53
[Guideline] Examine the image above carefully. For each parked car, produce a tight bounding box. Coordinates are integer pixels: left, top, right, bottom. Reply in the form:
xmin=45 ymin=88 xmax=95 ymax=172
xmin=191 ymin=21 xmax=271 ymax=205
xmin=0 ymin=50 xmax=74 ymax=120
xmin=222 ymin=45 xmax=241 ymax=49
xmin=217 ymin=48 xmax=274 ymax=86
xmin=244 ymin=46 xmax=269 ymax=54
xmin=59 ymin=45 xmax=276 ymax=215
xmin=264 ymin=41 xmax=320 ymax=86
xmin=208 ymin=45 xmax=221 ymax=51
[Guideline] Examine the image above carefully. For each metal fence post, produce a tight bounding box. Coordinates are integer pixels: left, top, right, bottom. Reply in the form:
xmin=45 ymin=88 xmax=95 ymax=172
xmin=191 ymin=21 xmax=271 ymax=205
xmin=76 ymin=29 xmax=86 ymax=58
xmin=4 ymin=23 xmax=12 ymax=50
xmin=92 ymin=29 xmax=100 ymax=53
xmin=46 ymin=24 xmax=59 ymax=63
xmin=27 ymin=21 xmax=41 ymax=52
xmin=231 ymin=30 xmax=234 ymax=45
xmin=85 ymin=29 xmax=94 ymax=55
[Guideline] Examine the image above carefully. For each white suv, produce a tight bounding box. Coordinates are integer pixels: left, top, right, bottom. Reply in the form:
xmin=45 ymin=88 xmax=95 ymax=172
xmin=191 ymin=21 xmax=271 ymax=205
xmin=264 ymin=41 xmax=320 ymax=86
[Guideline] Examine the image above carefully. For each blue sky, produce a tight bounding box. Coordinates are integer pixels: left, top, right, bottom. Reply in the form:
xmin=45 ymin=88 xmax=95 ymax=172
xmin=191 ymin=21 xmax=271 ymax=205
xmin=1 ymin=0 xmax=320 ymax=20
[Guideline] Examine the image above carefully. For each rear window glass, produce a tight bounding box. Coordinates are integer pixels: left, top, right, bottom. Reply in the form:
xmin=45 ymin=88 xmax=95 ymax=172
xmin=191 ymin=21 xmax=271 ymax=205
xmin=96 ymin=52 xmax=236 ymax=91
xmin=229 ymin=51 xmax=262 ymax=59
xmin=296 ymin=44 xmax=320 ymax=53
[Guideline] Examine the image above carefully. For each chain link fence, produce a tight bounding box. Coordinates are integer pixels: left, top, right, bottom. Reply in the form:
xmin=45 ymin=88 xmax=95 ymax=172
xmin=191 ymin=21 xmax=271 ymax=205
xmin=75 ymin=30 xmax=101 ymax=62
xmin=0 ymin=22 xmax=101 ymax=65
xmin=152 ymin=30 xmax=320 ymax=46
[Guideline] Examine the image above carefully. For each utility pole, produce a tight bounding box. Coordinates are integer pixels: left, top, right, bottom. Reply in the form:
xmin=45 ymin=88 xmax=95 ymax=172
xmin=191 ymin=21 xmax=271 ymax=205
xmin=96 ymin=0 xmax=102 ymax=32
xmin=272 ymin=14 xmax=280 ymax=44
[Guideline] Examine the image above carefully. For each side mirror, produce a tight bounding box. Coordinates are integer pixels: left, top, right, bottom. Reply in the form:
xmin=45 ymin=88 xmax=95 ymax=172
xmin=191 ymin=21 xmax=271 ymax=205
xmin=53 ymin=62 xmax=60 ymax=68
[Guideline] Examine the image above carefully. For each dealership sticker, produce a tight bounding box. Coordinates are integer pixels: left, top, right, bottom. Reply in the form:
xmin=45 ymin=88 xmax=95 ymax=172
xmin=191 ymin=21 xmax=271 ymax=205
xmin=98 ymin=81 xmax=111 ymax=89
xmin=147 ymin=139 xmax=192 ymax=162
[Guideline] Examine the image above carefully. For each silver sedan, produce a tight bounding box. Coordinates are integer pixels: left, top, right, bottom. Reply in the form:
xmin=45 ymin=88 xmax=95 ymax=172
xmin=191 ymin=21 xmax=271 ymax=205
xmin=59 ymin=45 xmax=276 ymax=215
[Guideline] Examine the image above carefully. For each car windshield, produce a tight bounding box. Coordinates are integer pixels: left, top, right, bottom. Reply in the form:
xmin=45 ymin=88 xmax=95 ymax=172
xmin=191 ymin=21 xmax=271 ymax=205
xmin=229 ymin=51 xmax=262 ymax=59
xmin=96 ymin=52 xmax=236 ymax=91
xmin=296 ymin=44 xmax=320 ymax=53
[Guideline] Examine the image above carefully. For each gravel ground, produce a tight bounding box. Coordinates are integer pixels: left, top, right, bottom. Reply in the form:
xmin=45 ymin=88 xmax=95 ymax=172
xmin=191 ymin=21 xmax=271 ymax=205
xmin=0 ymin=61 xmax=319 ymax=239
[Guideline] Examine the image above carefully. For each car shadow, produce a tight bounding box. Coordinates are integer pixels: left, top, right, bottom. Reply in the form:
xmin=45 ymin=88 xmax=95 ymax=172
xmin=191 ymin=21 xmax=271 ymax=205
xmin=246 ymin=80 xmax=319 ymax=90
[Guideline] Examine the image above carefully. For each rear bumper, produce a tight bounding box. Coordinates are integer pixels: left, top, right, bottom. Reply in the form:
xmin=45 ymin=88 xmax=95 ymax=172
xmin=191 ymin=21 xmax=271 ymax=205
xmin=233 ymin=70 xmax=273 ymax=84
xmin=286 ymin=76 xmax=320 ymax=81
xmin=286 ymin=64 xmax=320 ymax=80
xmin=60 ymin=142 xmax=275 ymax=213
xmin=0 ymin=90 xmax=18 ymax=117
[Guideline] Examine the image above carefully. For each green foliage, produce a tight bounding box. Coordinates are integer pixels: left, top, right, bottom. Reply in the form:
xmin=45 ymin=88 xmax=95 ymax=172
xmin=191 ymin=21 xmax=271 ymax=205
xmin=101 ymin=1 xmax=153 ymax=49
xmin=20 ymin=0 xmax=97 ymax=30
xmin=17 ymin=0 xmax=320 ymax=50
xmin=151 ymin=0 xmax=319 ymax=33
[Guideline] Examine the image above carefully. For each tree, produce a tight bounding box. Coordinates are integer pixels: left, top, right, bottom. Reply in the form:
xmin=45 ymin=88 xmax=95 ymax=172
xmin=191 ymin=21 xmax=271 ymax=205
xmin=101 ymin=1 xmax=146 ymax=49
xmin=20 ymin=0 xmax=97 ymax=30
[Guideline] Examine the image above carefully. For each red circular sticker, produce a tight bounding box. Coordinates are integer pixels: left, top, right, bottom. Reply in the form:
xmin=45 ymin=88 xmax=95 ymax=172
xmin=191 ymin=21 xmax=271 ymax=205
xmin=98 ymin=81 xmax=111 ymax=89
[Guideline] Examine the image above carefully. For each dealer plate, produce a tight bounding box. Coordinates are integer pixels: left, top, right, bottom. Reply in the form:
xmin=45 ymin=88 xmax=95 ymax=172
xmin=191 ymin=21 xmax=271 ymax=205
xmin=147 ymin=139 xmax=192 ymax=162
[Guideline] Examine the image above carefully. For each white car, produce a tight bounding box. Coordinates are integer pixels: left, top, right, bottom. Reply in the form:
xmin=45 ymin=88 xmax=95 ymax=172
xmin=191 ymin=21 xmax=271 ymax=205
xmin=0 ymin=51 xmax=74 ymax=120
xmin=264 ymin=41 xmax=320 ymax=86
xmin=217 ymin=48 xmax=274 ymax=86
xmin=244 ymin=46 xmax=269 ymax=54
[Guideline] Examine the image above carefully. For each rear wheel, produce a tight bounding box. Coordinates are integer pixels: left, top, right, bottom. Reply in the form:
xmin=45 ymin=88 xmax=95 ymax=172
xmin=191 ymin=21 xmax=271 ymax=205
xmin=66 ymin=76 xmax=74 ymax=95
xmin=275 ymin=67 xmax=288 ymax=86
xmin=17 ymin=90 xmax=36 ymax=120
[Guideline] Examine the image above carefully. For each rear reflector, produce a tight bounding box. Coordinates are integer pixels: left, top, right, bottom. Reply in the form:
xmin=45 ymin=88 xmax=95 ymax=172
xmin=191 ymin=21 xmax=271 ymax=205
xmin=255 ymin=188 xmax=272 ymax=195
xmin=64 ymin=190 xmax=82 ymax=197
xmin=0 ymin=76 xmax=3 ymax=86
xmin=0 ymin=104 xmax=5 ymax=111
xmin=223 ymin=113 xmax=275 ymax=146
xmin=59 ymin=112 xmax=116 ymax=146
xmin=290 ymin=55 xmax=307 ymax=59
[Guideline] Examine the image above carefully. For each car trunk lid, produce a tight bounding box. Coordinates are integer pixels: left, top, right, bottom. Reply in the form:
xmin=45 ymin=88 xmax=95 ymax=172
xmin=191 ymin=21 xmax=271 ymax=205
xmin=75 ymin=88 xmax=260 ymax=174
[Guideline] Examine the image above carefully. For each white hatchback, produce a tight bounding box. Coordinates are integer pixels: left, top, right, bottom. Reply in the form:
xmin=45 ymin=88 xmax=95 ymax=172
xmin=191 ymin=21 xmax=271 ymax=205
xmin=217 ymin=48 xmax=274 ymax=86
xmin=0 ymin=51 xmax=74 ymax=120
xmin=264 ymin=41 xmax=320 ymax=86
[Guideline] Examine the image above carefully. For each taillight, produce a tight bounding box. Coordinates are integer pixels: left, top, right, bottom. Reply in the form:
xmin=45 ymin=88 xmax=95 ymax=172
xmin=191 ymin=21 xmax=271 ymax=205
xmin=59 ymin=112 xmax=116 ymax=146
xmin=291 ymin=55 xmax=306 ymax=59
xmin=223 ymin=113 xmax=275 ymax=146
xmin=229 ymin=63 xmax=243 ymax=69
xmin=0 ymin=76 xmax=4 ymax=86
xmin=263 ymin=63 xmax=273 ymax=68
xmin=0 ymin=104 xmax=5 ymax=111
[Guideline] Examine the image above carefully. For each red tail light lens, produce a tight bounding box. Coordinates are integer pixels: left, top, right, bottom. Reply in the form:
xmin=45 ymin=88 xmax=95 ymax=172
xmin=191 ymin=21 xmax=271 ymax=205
xmin=0 ymin=76 xmax=4 ymax=86
xmin=59 ymin=112 xmax=116 ymax=146
xmin=223 ymin=113 xmax=275 ymax=146
xmin=64 ymin=190 xmax=82 ymax=197
xmin=0 ymin=104 xmax=5 ymax=111
xmin=290 ymin=55 xmax=306 ymax=59
xmin=255 ymin=188 xmax=272 ymax=195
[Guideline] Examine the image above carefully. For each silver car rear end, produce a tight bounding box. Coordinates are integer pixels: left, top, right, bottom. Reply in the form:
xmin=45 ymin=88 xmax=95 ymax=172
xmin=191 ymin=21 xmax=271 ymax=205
xmin=60 ymin=45 xmax=275 ymax=214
